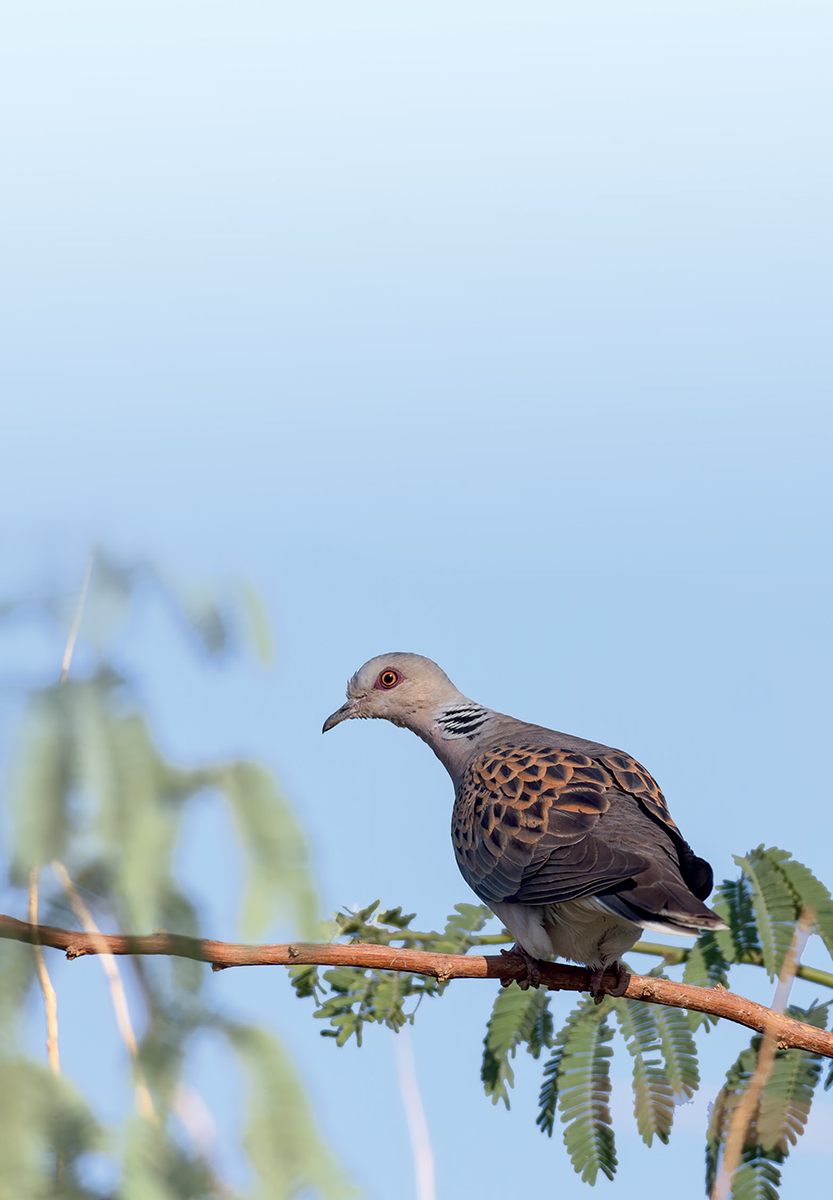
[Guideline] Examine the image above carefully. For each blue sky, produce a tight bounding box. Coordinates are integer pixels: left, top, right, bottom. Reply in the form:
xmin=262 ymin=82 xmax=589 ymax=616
xmin=1 ymin=3 xmax=832 ymax=1197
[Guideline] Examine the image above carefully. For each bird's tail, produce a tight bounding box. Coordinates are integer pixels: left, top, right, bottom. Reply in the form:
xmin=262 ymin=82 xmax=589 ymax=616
xmin=597 ymin=890 xmax=728 ymax=937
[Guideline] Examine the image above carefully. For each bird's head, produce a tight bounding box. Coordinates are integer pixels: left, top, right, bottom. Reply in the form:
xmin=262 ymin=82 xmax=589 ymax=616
xmin=322 ymin=652 xmax=466 ymax=734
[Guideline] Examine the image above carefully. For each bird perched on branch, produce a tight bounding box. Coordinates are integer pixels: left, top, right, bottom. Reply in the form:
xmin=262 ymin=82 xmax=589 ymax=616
xmin=323 ymin=652 xmax=725 ymax=999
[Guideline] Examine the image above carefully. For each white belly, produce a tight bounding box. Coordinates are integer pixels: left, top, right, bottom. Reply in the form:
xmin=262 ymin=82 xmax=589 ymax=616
xmin=490 ymin=897 xmax=642 ymax=971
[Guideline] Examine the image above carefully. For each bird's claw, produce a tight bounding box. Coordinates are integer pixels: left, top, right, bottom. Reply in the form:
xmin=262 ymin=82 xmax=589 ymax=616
xmin=500 ymin=944 xmax=542 ymax=990
xmin=588 ymin=961 xmax=631 ymax=1004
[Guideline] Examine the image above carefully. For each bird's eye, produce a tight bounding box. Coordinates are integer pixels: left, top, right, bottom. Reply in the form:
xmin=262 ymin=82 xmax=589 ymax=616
xmin=379 ymin=670 xmax=399 ymax=689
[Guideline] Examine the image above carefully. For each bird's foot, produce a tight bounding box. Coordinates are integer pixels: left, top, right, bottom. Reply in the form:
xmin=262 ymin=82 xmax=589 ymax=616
xmin=588 ymin=961 xmax=631 ymax=1004
xmin=500 ymin=944 xmax=543 ymax=990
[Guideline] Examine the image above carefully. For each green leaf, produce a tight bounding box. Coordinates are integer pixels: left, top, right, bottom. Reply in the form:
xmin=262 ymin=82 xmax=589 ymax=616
xmin=713 ymin=875 xmax=760 ymax=965
xmin=683 ymin=933 xmax=731 ymax=1030
xmin=655 ymin=1005 xmax=700 ymax=1101
xmin=158 ymin=890 xmax=203 ymax=994
xmin=0 ymin=1058 xmax=104 ymax=1200
xmin=537 ymin=1004 xmax=588 ymax=1139
xmin=135 ymin=1006 xmax=203 ymax=1114
xmin=759 ymin=848 xmax=833 ymax=961
xmin=481 ymin=984 xmax=552 ymax=1108
xmin=612 ymin=999 xmax=675 ymax=1145
xmin=239 ymin=579 xmax=275 ymax=666
xmin=735 ymin=849 xmax=799 ymax=979
xmin=315 ymin=963 xmax=415 ymax=1045
xmin=122 ymin=1115 xmax=215 ymax=1200
xmin=706 ymin=1002 xmax=828 ymax=1199
xmin=8 ymin=688 xmax=74 ymax=872
xmin=98 ymin=705 xmax=183 ymax=935
xmin=433 ymin=903 xmax=493 ymax=955
xmin=159 ymin=574 xmax=231 ymax=658
xmin=288 ymin=963 xmax=322 ymax=1002
xmin=706 ymin=1040 xmax=758 ymax=1195
xmin=294 ymin=902 xmax=497 ymax=1046
xmin=554 ymin=999 xmax=617 ymax=1184
xmin=212 ymin=762 xmax=318 ymax=939
xmin=222 ymin=1022 xmax=354 ymax=1199
xmin=0 ymin=941 xmax=36 ymax=1046
xmin=752 ymin=1001 xmax=828 ymax=1153
xmin=730 ymin=1149 xmax=782 ymax=1200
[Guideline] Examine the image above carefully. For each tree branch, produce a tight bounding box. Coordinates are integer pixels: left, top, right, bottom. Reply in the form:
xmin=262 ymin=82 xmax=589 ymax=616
xmin=2 ymin=912 xmax=831 ymax=1059
xmin=631 ymin=940 xmax=833 ymax=990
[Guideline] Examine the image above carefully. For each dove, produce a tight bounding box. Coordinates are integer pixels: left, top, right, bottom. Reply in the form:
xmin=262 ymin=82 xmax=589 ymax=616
xmin=323 ymin=652 xmax=725 ymax=998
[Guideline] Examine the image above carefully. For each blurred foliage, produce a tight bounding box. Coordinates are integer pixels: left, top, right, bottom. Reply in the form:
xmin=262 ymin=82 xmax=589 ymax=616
xmin=4 ymin=553 xmax=833 ymax=1198
xmin=0 ymin=552 xmax=348 ymax=1199
xmin=296 ymin=848 xmax=833 ymax=1197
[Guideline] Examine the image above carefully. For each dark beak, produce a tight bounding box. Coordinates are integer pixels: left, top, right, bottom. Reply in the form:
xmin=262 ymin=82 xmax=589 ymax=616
xmin=322 ymin=699 xmax=357 ymax=733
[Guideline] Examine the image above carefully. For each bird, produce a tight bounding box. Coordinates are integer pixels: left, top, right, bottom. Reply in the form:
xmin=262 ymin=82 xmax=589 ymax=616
xmin=323 ymin=652 xmax=725 ymax=999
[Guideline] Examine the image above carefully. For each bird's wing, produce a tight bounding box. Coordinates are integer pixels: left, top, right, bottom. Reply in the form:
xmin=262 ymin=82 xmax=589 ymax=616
xmin=598 ymin=751 xmax=714 ymax=901
xmin=596 ymin=751 xmax=678 ymax=832
xmin=452 ymin=742 xmax=700 ymax=907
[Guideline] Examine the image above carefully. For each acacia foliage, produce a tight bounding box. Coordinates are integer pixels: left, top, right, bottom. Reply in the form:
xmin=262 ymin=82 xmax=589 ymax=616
xmin=295 ymin=847 xmax=833 ymax=1197
xmin=0 ymin=556 xmax=349 ymax=1200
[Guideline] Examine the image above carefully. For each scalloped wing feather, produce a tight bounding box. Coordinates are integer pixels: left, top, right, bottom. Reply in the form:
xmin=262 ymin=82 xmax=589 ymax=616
xmin=452 ymin=741 xmax=717 ymax=919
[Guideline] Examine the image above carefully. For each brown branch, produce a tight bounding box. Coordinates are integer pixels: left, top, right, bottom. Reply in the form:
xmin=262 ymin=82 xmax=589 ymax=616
xmin=2 ymin=912 xmax=832 ymax=1059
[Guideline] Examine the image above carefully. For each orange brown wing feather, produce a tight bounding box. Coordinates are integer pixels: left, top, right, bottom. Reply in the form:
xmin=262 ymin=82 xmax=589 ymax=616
xmin=452 ymin=743 xmax=650 ymax=906
xmin=598 ymin=751 xmax=679 ymax=834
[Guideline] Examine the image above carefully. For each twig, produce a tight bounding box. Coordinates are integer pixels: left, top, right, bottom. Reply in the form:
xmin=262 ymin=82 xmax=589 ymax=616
xmin=631 ymin=940 xmax=833 ymax=990
xmin=1 ymin=914 xmax=831 ymax=1059
xmin=60 ymin=554 xmax=93 ymax=683
xmin=51 ymin=861 xmax=157 ymax=1123
xmin=393 ymin=1026 xmax=436 ymax=1200
xmin=712 ymin=908 xmax=815 ymax=1200
xmin=27 ymin=872 xmax=60 ymax=1075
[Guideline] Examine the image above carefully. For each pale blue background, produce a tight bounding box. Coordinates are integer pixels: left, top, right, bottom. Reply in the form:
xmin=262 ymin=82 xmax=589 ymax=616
xmin=1 ymin=3 xmax=831 ymax=1196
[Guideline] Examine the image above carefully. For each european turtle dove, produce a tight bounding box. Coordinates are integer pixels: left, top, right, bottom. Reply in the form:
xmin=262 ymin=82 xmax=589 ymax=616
xmin=323 ymin=653 xmax=725 ymax=998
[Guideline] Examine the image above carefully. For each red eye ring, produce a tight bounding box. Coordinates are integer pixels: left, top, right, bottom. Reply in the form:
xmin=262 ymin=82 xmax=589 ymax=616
xmin=378 ymin=670 xmax=400 ymax=689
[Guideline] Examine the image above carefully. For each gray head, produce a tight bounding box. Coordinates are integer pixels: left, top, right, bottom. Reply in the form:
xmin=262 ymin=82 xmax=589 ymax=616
xmin=322 ymin=652 xmax=467 ymax=734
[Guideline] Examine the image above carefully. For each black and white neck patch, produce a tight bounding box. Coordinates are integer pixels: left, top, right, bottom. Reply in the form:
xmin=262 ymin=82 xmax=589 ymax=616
xmin=437 ymin=704 xmax=491 ymax=740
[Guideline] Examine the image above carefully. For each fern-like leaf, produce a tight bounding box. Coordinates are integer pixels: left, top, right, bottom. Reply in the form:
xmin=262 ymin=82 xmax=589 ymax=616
xmin=536 ymin=1002 xmax=597 ymax=1139
xmin=735 ymin=848 xmax=798 ymax=979
xmin=537 ymin=1033 xmax=570 ymax=1138
xmin=713 ymin=875 xmax=760 ymax=965
xmin=612 ymin=998 xmax=674 ymax=1145
xmin=481 ymin=985 xmax=552 ymax=1108
xmin=554 ymin=1000 xmax=617 ymax=1183
xmin=706 ymin=1040 xmax=758 ymax=1194
xmin=434 ymin=903 xmax=493 ymax=955
xmin=706 ymin=1001 xmax=829 ymax=1198
xmin=752 ymin=1001 xmax=828 ymax=1153
xmin=612 ymin=995 xmax=699 ymax=1146
xmin=761 ymin=848 xmax=833 ymax=960
xmin=683 ymin=933 xmax=731 ymax=1030
xmin=655 ymin=1005 xmax=700 ymax=1101
xmin=730 ymin=1148 xmax=783 ymax=1200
